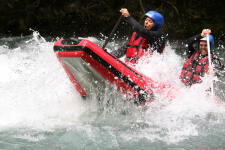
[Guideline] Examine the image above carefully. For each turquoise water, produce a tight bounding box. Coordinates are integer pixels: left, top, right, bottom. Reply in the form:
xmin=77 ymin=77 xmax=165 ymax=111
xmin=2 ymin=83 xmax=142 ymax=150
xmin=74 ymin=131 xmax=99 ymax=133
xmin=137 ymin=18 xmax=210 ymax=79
xmin=1 ymin=32 xmax=225 ymax=150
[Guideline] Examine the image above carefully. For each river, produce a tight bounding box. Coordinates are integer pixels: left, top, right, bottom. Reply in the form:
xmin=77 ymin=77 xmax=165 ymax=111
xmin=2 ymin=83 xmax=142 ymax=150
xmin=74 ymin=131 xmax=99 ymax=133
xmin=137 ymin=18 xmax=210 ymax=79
xmin=0 ymin=32 xmax=225 ymax=150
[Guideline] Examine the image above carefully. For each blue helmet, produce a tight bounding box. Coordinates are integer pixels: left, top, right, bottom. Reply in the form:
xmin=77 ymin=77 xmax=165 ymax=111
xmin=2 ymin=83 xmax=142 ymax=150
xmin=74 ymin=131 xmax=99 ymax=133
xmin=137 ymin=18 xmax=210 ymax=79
xmin=145 ymin=11 xmax=164 ymax=31
xmin=200 ymin=34 xmax=215 ymax=50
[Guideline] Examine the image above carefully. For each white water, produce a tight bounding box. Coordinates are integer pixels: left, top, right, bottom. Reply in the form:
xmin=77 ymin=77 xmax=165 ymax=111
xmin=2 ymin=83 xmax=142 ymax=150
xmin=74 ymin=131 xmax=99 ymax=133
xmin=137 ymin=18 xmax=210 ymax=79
xmin=0 ymin=33 xmax=225 ymax=147
xmin=133 ymin=44 xmax=225 ymax=143
xmin=0 ymin=33 xmax=85 ymax=131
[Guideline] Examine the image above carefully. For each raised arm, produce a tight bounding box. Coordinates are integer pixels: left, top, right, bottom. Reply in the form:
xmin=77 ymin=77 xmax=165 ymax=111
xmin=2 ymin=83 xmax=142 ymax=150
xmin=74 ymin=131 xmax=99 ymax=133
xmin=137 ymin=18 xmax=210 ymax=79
xmin=120 ymin=8 xmax=165 ymax=40
xmin=126 ymin=16 xmax=165 ymax=40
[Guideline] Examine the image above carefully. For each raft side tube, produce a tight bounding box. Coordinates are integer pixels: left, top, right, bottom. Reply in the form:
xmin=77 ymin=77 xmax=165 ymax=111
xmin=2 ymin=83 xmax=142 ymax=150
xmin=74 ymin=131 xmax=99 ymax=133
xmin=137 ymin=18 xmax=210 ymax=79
xmin=53 ymin=38 xmax=175 ymax=102
xmin=55 ymin=53 xmax=87 ymax=97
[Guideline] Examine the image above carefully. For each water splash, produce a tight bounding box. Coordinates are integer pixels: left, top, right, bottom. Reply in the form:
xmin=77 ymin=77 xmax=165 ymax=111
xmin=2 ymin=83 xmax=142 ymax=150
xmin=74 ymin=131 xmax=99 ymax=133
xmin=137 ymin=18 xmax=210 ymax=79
xmin=0 ymin=33 xmax=85 ymax=131
xmin=114 ymin=43 xmax=225 ymax=143
xmin=1 ymin=33 xmax=225 ymax=148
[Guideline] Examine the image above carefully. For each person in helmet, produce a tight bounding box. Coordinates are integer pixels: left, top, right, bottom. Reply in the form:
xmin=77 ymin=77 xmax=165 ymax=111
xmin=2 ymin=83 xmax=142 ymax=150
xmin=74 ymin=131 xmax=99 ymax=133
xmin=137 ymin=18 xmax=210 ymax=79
xmin=180 ymin=29 xmax=225 ymax=86
xmin=111 ymin=8 xmax=166 ymax=64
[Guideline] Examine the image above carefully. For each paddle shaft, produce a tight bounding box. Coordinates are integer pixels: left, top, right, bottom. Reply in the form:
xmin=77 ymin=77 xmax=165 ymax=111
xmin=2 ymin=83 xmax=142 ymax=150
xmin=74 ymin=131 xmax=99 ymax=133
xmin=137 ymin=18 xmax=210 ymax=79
xmin=102 ymin=15 xmax=123 ymax=50
xmin=207 ymin=35 xmax=214 ymax=96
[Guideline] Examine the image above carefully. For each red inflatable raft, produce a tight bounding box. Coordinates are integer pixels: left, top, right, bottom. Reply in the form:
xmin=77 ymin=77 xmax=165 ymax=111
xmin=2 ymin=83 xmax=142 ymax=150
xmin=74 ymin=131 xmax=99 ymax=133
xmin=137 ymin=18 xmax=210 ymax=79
xmin=53 ymin=38 xmax=175 ymax=103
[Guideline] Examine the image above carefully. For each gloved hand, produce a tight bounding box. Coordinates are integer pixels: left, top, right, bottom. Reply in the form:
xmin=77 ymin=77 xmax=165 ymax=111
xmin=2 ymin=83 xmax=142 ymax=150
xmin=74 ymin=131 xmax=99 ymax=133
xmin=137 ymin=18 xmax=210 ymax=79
xmin=201 ymin=29 xmax=211 ymax=37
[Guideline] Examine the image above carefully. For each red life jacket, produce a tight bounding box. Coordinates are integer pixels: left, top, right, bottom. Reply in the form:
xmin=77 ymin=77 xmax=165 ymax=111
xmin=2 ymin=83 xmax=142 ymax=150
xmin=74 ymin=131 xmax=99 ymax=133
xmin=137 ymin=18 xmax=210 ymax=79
xmin=125 ymin=32 xmax=149 ymax=64
xmin=180 ymin=51 xmax=211 ymax=85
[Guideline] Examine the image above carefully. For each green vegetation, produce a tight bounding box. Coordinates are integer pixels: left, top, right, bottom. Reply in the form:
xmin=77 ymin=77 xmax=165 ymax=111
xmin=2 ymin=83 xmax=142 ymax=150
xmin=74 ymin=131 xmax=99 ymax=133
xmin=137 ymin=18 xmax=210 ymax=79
xmin=0 ymin=0 xmax=224 ymax=40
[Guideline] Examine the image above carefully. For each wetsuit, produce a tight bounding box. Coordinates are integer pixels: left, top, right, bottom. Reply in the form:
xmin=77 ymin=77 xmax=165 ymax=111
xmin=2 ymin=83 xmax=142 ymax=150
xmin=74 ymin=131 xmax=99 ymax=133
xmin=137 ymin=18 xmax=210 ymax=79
xmin=111 ymin=16 xmax=166 ymax=59
xmin=180 ymin=34 xmax=225 ymax=85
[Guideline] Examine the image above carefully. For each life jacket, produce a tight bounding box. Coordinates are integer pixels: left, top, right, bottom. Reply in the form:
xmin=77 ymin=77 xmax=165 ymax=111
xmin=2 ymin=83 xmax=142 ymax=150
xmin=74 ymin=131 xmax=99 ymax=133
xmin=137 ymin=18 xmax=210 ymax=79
xmin=125 ymin=32 xmax=149 ymax=64
xmin=180 ymin=51 xmax=211 ymax=85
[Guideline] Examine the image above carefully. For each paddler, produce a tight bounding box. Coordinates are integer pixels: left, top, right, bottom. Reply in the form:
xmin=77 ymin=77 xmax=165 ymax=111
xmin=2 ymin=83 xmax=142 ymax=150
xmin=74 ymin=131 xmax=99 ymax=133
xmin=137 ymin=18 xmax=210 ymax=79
xmin=111 ymin=8 xmax=166 ymax=64
xmin=180 ymin=29 xmax=225 ymax=86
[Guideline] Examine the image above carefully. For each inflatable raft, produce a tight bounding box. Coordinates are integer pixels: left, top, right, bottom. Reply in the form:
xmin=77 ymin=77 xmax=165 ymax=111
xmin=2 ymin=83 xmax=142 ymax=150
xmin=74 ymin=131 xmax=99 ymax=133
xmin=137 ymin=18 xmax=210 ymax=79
xmin=53 ymin=38 xmax=175 ymax=103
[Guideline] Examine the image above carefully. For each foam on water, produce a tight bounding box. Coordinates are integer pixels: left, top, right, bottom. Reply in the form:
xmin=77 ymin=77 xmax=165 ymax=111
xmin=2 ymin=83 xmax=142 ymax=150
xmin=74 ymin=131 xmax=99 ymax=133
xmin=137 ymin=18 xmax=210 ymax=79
xmin=0 ymin=33 xmax=225 ymax=147
xmin=128 ymin=44 xmax=225 ymax=143
xmin=0 ymin=32 xmax=85 ymax=131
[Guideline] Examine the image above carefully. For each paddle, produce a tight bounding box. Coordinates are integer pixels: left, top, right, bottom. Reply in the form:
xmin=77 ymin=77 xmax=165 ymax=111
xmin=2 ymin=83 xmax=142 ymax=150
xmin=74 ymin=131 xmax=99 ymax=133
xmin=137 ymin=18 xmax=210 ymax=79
xmin=206 ymin=34 xmax=214 ymax=96
xmin=102 ymin=15 xmax=123 ymax=50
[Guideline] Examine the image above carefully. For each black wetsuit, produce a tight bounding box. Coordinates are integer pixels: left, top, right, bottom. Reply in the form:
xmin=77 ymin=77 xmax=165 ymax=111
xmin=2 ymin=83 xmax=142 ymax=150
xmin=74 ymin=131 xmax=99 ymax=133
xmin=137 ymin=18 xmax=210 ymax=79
xmin=185 ymin=34 xmax=225 ymax=77
xmin=111 ymin=16 xmax=166 ymax=58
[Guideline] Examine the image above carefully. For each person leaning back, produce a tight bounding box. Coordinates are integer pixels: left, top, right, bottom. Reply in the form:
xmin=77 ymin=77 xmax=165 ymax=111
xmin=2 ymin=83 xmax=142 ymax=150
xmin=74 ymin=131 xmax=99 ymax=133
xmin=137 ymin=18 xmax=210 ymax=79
xmin=111 ymin=8 xmax=166 ymax=64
